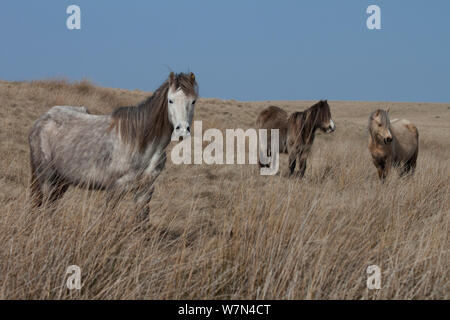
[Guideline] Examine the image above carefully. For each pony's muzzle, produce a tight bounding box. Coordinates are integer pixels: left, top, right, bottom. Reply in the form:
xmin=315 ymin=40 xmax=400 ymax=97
xmin=326 ymin=119 xmax=336 ymax=133
xmin=172 ymin=123 xmax=191 ymax=141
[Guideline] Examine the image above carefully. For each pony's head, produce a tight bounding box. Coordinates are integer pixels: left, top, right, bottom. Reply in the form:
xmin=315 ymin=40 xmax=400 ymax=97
xmin=369 ymin=108 xmax=393 ymax=145
xmin=167 ymin=72 xmax=199 ymax=141
xmin=316 ymin=100 xmax=336 ymax=133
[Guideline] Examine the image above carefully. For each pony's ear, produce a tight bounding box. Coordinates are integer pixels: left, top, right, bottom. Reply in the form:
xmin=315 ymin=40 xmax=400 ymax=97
xmin=375 ymin=109 xmax=380 ymax=117
xmin=169 ymin=72 xmax=175 ymax=85
xmin=386 ymin=107 xmax=390 ymax=114
xmin=190 ymin=72 xmax=196 ymax=83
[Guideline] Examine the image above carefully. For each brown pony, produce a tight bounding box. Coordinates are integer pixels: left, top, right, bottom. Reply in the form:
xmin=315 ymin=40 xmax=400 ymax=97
xmin=29 ymin=72 xmax=198 ymax=219
xmin=368 ymin=109 xmax=419 ymax=180
xmin=257 ymin=100 xmax=336 ymax=177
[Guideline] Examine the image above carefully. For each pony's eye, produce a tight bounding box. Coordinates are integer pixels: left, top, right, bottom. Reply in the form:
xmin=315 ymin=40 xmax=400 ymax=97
xmin=192 ymin=100 xmax=196 ymax=105
xmin=169 ymin=99 xmax=174 ymax=104
xmin=378 ymin=123 xmax=382 ymax=127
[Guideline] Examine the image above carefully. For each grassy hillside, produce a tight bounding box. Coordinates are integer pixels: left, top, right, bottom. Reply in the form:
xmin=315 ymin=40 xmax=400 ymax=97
xmin=0 ymin=79 xmax=448 ymax=299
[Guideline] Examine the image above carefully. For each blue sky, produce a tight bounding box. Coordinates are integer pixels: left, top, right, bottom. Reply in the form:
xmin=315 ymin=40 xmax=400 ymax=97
xmin=1 ymin=0 xmax=449 ymax=102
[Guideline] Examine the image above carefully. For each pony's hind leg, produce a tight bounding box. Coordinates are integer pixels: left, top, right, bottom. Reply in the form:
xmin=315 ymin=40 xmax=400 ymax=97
xmin=401 ymin=151 xmax=418 ymax=177
xmin=30 ymin=169 xmax=44 ymax=209
xmin=47 ymin=181 xmax=69 ymax=205
xmin=258 ymin=134 xmax=271 ymax=168
xmin=258 ymin=150 xmax=271 ymax=168
xmin=45 ymin=172 xmax=70 ymax=206
xmin=29 ymin=141 xmax=45 ymax=208
xmin=29 ymin=156 xmax=51 ymax=209
xmin=409 ymin=154 xmax=418 ymax=175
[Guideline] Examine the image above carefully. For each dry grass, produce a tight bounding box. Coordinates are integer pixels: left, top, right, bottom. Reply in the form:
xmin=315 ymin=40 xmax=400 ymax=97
xmin=0 ymin=79 xmax=448 ymax=299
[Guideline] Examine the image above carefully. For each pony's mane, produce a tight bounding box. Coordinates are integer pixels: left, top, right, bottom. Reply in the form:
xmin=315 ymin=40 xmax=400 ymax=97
xmin=290 ymin=100 xmax=330 ymax=142
xmin=110 ymin=73 xmax=198 ymax=152
xmin=304 ymin=100 xmax=330 ymax=124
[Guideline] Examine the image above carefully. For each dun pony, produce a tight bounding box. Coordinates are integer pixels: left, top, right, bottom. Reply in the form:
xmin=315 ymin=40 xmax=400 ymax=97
xmin=257 ymin=100 xmax=336 ymax=177
xmin=28 ymin=72 xmax=198 ymax=219
xmin=368 ymin=108 xmax=419 ymax=180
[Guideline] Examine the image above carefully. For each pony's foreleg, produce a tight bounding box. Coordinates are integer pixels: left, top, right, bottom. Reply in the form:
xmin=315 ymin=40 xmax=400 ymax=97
xmin=378 ymin=168 xmax=386 ymax=181
xmin=134 ymin=186 xmax=155 ymax=221
xmin=134 ymin=152 xmax=166 ymax=221
xmin=298 ymin=153 xmax=308 ymax=178
xmin=103 ymin=187 xmax=125 ymax=212
xmin=385 ymin=157 xmax=392 ymax=179
xmin=374 ymin=157 xmax=389 ymax=181
xmin=288 ymin=151 xmax=297 ymax=176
